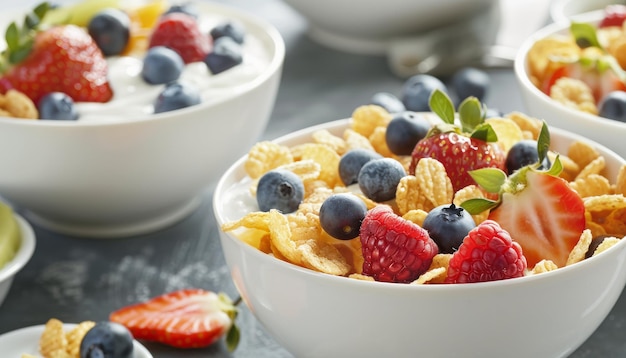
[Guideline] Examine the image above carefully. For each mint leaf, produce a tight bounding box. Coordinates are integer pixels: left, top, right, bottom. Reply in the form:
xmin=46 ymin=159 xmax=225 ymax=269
xmin=469 ymin=123 xmax=498 ymax=142
xmin=429 ymin=89 xmax=455 ymax=124
xmin=570 ymin=22 xmax=601 ymax=49
xmin=469 ymin=167 xmax=507 ymax=193
xmin=536 ymin=121 xmax=550 ymax=164
xmin=545 ymin=154 xmax=563 ymax=177
xmin=33 ymin=2 xmax=50 ymax=21
xmin=460 ymin=198 xmax=498 ymax=215
xmin=5 ymin=22 xmax=19 ymax=51
xmin=458 ymin=97 xmax=483 ymax=133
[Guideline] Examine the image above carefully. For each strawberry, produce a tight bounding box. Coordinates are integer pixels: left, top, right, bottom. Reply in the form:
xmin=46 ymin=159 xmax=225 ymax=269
xmin=462 ymin=123 xmax=586 ymax=268
xmin=359 ymin=205 xmax=438 ymax=283
xmin=148 ymin=13 xmax=211 ymax=64
xmin=599 ymin=5 xmax=626 ymax=28
xmin=445 ymin=220 xmax=526 ymax=283
xmin=0 ymin=4 xmax=113 ymax=104
xmin=109 ymin=289 xmax=240 ymax=350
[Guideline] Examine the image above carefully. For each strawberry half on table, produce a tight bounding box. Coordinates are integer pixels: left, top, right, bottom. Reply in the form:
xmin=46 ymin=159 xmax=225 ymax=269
xmin=462 ymin=123 xmax=586 ymax=268
xmin=0 ymin=3 xmax=113 ymax=105
xmin=110 ymin=289 xmax=240 ymax=351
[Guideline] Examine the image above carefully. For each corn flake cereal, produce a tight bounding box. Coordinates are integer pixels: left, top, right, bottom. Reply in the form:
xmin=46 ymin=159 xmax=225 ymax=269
xmin=245 ymin=141 xmax=293 ymax=179
xmin=484 ymin=117 xmax=524 ymax=152
xmin=568 ymin=141 xmax=600 ymax=169
xmin=278 ymin=159 xmax=321 ymax=182
xmin=298 ymin=239 xmax=351 ymax=276
xmin=268 ymin=209 xmax=302 ymax=264
xmin=65 ymin=321 xmax=96 ymax=358
xmin=298 ymin=143 xmax=341 ymax=187
xmin=368 ymin=126 xmax=394 ymax=158
xmin=343 ymin=129 xmax=376 ymax=151
xmin=592 ymin=237 xmax=622 ymax=256
xmin=402 ymin=209 xmax=429 ymax=226
xmin=569 ymin=174 xmax=612 ymax=198
xmin=0 ymin=89 xmax=38 ymax=119
xmin=531 ymin=259 xmax=559 ymax=274
xmin=349 ymin=273 xmax=375 ymax=281
xmin=566 ymin=229 xmax=593 ymax=266
xmin=453 ymin=185 xmax=489 ymax=224
xmin=351 ymin=105 xmax=392 ymax=137
xmin=505 ymin=112 xmax=543 ymax=139
xmin=312 ymin=129 xmax=347 ymax=155
xmin=396 ymin=158 xmax=453 ymax=215
xmin=40 ymin=319 xmax=68 ymax=358
xmin=412 ymin=267 xmax=446 ymax=284
xmin=584 ymin=194 xmax=626 ymax=212
xmin=576 ymin=156 xmax=605 ymax=180
xmin=616 ymin=164 xmax=626 ymax=195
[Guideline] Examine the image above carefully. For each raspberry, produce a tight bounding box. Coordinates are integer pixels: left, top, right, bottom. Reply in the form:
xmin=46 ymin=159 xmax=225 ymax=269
xmin=445 ymin=220 xmax=527 ymax=284
xmin=599 ymin=5 xmax=626 ymax=28
xmin=360 ymin=205 xmax=438 ymax=283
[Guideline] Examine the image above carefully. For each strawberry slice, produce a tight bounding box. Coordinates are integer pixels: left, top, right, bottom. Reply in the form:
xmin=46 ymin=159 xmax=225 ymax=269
xmin=488 ymin=170 xmax=585 ymax=267
xmin=542 ymin=62 xmax=626 ymax=103
xmin=109 ymin=289 xmax=240 ymax=350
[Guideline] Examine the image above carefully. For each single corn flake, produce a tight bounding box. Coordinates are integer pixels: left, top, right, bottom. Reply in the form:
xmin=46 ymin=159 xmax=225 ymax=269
xmin=343 ymin=129 xmax=376 ymax=151
xmin=2 ymin=89 xmax=38 ymax=119
xmin=453 ymin=185 xmax=489 ymax=224
xmin=548 ymin=152 xmax=580 ymax=181
xmin=268 ymin=209 xmax=302 ymax=264
xmin=349 ymin=273 xmax=375 ymax=281
xmin=526 ymin=36 xmax=580 ymax=82
xmin=297 ymin=239 xmax=351 ymax=276
xmin=603 ymin=208 xmax=626 ymax=237
xmin=569 ymin=174 xmax=612 ymax=198
xmin=531 ymin=259 xmax=559 ymax=274
xmin=39 ymin=319 xmax=68 ymax=358
xmin=221 ymin=211 xmax=271 ymax=233
xmin=368 ymin=126 xmax=394 ymax=158
xmin=616 ymin=164 xmax=626 ymax=195
xmin=484 ymin=117 xmax=524 ymax=152
xmin=412 ymin=267 xmax=447 ymax=284
xmin=506 ymin=112 xmax=543 ymax=140
xmin=312 ymin=129 xmax=347 ymax=155
xmin=66 ymin=321 xmax=96 ymax=358
xmin=592 ymin=237 xmax=621 ymax=256
xmin=351 ymin=105 xmax=392 ymax=138
xmin=550 ymin=78 xmax=598 ymax=115
xmin=245 ymin=141 xmax=293 ymax=179
xmin=575 ymin=156 xmax=605 ymax=180
xmin=402 ymin=209 xmax=429 ymax=227
xmin=278 ymin=159 xmax=321 ymax=182
xmin=566 ymin=229 xmax=593 ymax=266
xmin=584 ymin=194 xmax=626 ymax=212
xmin=288 ymin=211 xmax=322 ymax=242
xmin=396 ymin=158 xmax=453 ymax=215
xmin=299 ymin=143 xmax=341 ymax=187
xmin=568 ymin=141 xmax=600 ymax=169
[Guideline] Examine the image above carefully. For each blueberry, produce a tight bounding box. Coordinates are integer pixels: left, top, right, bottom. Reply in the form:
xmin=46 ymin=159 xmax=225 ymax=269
xmin=80 ymin=321 xmax=133 ymax=358
xmin=319 ymin=193 xmax=367 ymax=240
xmin=210 ymin=21 xmax=246 ymax=44
xmin=154 ymin=81 xmax=201 ymax=113
xmin=505 ymin=139 xmax=551 ymax=174
xmin=256 ymin=169 xmax=304 ymax=213
xmin=598 ymin=91 xmax=626 ymax=123
xmin=422 ymin=203 xmax=475 ymax=254
xmin=87 ymin=8 xmax=130 ymax=56
xmin=37 ymin=92 xmax=79 ymax=120
xmin=450 ymin=67 xmax=490 ymax=103
xmin=204 ymin=37 xmax=243 ymax=74
xmin=401 ymin=74 xmax=447 ymax=112
xmin=358 ymin=158 xmax=406 ymax=202
xmin=385 ymin=111 xmax=430 ymax=155
xmin=163 ymin=2 xmax=199 ymax=18
xmin=141 ymin=46 xmax=184 ymax=85
xmin=338 ymin=149 xmax=382 ymax=186
xmin=369 ymin=92 xmax=406 ymax=113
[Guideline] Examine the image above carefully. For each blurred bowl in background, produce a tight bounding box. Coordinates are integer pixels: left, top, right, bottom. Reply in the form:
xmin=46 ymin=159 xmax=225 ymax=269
xmin=550 ymin=0 xmax=623 ymax=22
xmin=0 ymin=211 xmax=35 ymax=307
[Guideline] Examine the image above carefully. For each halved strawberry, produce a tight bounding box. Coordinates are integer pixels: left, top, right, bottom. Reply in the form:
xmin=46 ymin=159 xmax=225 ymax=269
xmin=542 ymin=62 xmax=626 ymax=103
xmin=462 ymin=123 xmax=586 ymax=267
xmin=148 ymin=12 xmax=211 ymax=63
xmin=109 ymin=289 xmax=240 ymax=350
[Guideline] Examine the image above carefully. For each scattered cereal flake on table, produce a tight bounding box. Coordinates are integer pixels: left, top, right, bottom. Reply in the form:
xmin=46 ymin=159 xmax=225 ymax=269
xmin=351 ymin=105 xmax=392 ymax=137
xmin=566 ymin=229 xmax=593 ymax=266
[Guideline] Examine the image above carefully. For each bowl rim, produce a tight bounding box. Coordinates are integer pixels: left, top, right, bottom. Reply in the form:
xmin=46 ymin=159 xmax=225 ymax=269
xmin=213 ymin=117 xmax=626 ymax=292
xmin=0 ymin=213 xmax=36 ymax=283
xmin=0 ymin=1 xmax=286 ymax=128
xmin=514 ymin=9 xmax=626 ymax=131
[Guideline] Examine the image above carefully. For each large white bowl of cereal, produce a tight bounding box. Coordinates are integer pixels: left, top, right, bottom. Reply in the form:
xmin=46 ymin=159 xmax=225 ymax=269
xmin=0 ymin=0 xmax=284 ymax=237
xmin=515 ymin=5 xmax=626 ymax=159
xmin=214 ymin=93 xmax=626 ymax=357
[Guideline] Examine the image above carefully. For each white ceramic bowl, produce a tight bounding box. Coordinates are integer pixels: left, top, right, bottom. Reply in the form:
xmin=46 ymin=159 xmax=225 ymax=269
xmin=514 ymin=10 xmax=626 ymax=159
xmin=550 ymin=0 xmax=621 ymax=23
xmin=214 ymin=118 xmax=626 ymax=358
xmin=0 ymin=2 xmax=284 ymax=238
xmin=0 ymin=213 xmax=36 ymax=307
xmin=280 ymin=0 xmax=498 ymax=55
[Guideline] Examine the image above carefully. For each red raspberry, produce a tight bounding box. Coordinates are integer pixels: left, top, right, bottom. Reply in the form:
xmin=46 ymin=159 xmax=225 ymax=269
xmin=360 ymin=205 xmax=439 ymax=283
xmin=445 ymin=220 xmax=527 ymax=284
xmin=599 ymin=5 xmax=626 ymax=28
xmin=149 ymin=13 xmax=211 ymax=63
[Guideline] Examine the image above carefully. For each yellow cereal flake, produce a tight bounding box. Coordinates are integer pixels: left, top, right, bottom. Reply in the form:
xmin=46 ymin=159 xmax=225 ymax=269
xmin=40 ymin=319 xmax=68 ymax=358
xmin=429 ymin=253 xmax=452 ymax=271
xmin=453 ymin=185 xmax=489 ymax=224
xmin=0 ymin=90 xmax=38 ymax=119
xmin=268 ymin=209 xmax=302 ymax=264
xmin=221 ymin=211 xmax=271 ymax=232
xmin=526 ymin=36 xmax=580 ymax=82
xmin=568 ymin=141 xmax=600 ymax=169
xmin=396 ymin=158 xmax=453 ymax=215
xmin=608 ymin=36 xmax=626 ymax=69
xmin=66 ymin=321 xmax=96 ymax=358
xmin=349 ymin=273 xmax=375 ymax=281
xmin=299 ymin=143 xmax=341 ymax=187
xmin=368 ymin=126 xmax=394 ymax=157
xmin=312 ymin=129 xmax=347 ymax=155
xmin=505 ymin=112 xmax=543 ymax=140
xmin=575 ymin=156 xmax=605 ymax=180
xmin=245 ymin=141 xmax=293 ymax=179
xmin=531 ymin=259 xmax=559 ymax=274
xmin=351 ymin=105 xmax=392 ymax=137
xmin=402 ymin=209 xmax=429 ymax=226
xmin=278 ymin=159 xmax=321 ymax=182
xmin=550 ymin=77 xmax=598 ymax=115
xmin=484 ymin=117 xmax=524 ymax=152
xmin=548 ymin=152 xmax=580 ymax=182
xmin=343 ymin=129 xmax=376 ymax=151
xmin=592 ymin=237 xmax=621 ymax=256
xmin=603 ymin=208 xmax=626 ymax=236
xmin=303 ymin=179 xmax=330 ymax=198
xmin=566 ymin=229 xmax=593 ymax=266
xmin=297 ymin=239 xmax=351 ymax=276
xmin=584 ymin=194 xmax=626 ymax=212
xmin=412 ymin=267 xmax=446 ymax=284
xmin=299 ymin=187 xmax=334 ymax=215
xmin=569 ymin=174 xmax=612 ymax=198
xmin=288 ymin=211 xmax=322 ymax=242
xmin=616 ymin=164 xmax=626 ymax=195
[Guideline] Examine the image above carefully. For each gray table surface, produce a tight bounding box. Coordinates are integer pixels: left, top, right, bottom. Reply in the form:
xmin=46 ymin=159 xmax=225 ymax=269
xmin=1 ymin=1 xmax=625 ymax=357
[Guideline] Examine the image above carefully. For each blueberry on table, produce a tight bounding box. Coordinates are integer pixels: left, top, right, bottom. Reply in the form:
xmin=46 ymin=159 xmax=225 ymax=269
xmin=358 ymin=158 xmax=406 ymax=202
xmin=338 ymin=148 xmax=382 ymax=186
xmin=598 ymin=91 xmax=626 ymax=123
xmin=506 ymin=139 xmax=550 ymax=174
xmin=204 ymin=37 xmax=243 ymax=74
xmin=422 ymin=203 xmax=475 ymax=254
xmin=319 ymin=193 xmax=368 ymax=240
xmin=141 ymin=46 xmax=185 ymax=85
xmin=369 ymin=92 xmax=406 ymax=114
xmin=87 ymin=8 xmax=130 ymax=56
xmin=256 ymin=169 xmax=304 ymax=213
xmin=163 ymin=2 xmax=199 ymax=19
xmin=80 ymin=321 xmax=133 ymax=358
xmin=154 ymin=81 xmax=201 ymax=113
xmin=37 ymin=92 xmax=78 ymax=120
xmin=450 ymin=67 xmax=490 ymax=103
xmin=401 ymin=74 xmax=447 ymax=112
xmin=385 ymin=111 xmax=430 ymax=155
xmin=210 ymin=21 xmax=246 ymax=44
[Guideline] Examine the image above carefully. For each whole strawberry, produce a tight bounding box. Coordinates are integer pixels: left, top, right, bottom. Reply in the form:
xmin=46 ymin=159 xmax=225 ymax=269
xmin=445 ymin=220 xmax=527 ymax=284
xmin=409 ymin=90 xmax=505 ymax=192
xmin=0 ymin=4 xmax=112 ymax=104
xmin=360 ymin=205 xmax=438 ymax=283
xmin=149 ymin=13 xmax=211 ymax=64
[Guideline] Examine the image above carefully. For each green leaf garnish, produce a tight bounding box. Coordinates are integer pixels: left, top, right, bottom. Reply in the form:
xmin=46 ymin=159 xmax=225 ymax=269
xmin=5 ymin=23 xmax=19 ymax=51
xmin=570 ymin=22 xmax=601 ymax=49
xmin=469 ymin=168 xmax=507 ymax=193
xmin=458 ymin=97 xmax=483 ymax=133
xmin=536 ymin=121 xmax=550 ymax=165
xmin=545 ymin=154 xmax=563 ymax=176
xmin=461 ymin=198 xmax=499 ymax=215
xmin=429 ymin=89 xmax=455 ymax=125
xmin=469 ymin=122 xmax=498 ymax=142
xmin=0 ymin=2 xmax=51 ymax=72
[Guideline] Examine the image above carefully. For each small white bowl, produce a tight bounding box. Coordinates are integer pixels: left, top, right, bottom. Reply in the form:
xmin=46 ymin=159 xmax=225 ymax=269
xmin=0 ymin=213 xmax=36 ymax=307
xmin=0 ymin=2 xmax=284 ymax=238
xmin=214 ymin=118 xmax=626 ymax=358
xmin=514 ymin=10 xmax=626 ymax=159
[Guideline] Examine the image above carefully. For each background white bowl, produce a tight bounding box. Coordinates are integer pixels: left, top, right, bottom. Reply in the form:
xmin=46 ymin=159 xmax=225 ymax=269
xmin=550 ymin=0 xmax=622 ymax=23
xmin=0 ymin=2 xmax=284 ymax=238
xmin=214 ymin=118 xmax=626 ymax=358
xmin=0 ymin=213 xmax=36 ymax=307
xmin=514 ymin=10 xmax=626 ymax=159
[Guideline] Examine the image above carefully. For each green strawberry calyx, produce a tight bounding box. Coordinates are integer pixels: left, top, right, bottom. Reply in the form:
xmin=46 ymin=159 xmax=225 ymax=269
xmin=219 ymin=292 xmax=241 ymax=352
xmin=428 ymin=88 xmax=498 ymax=143
xmin=570 ymin=22 xmax=626 ymax=83
xmin=460 ymin=121 xmax=564 ymax=215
